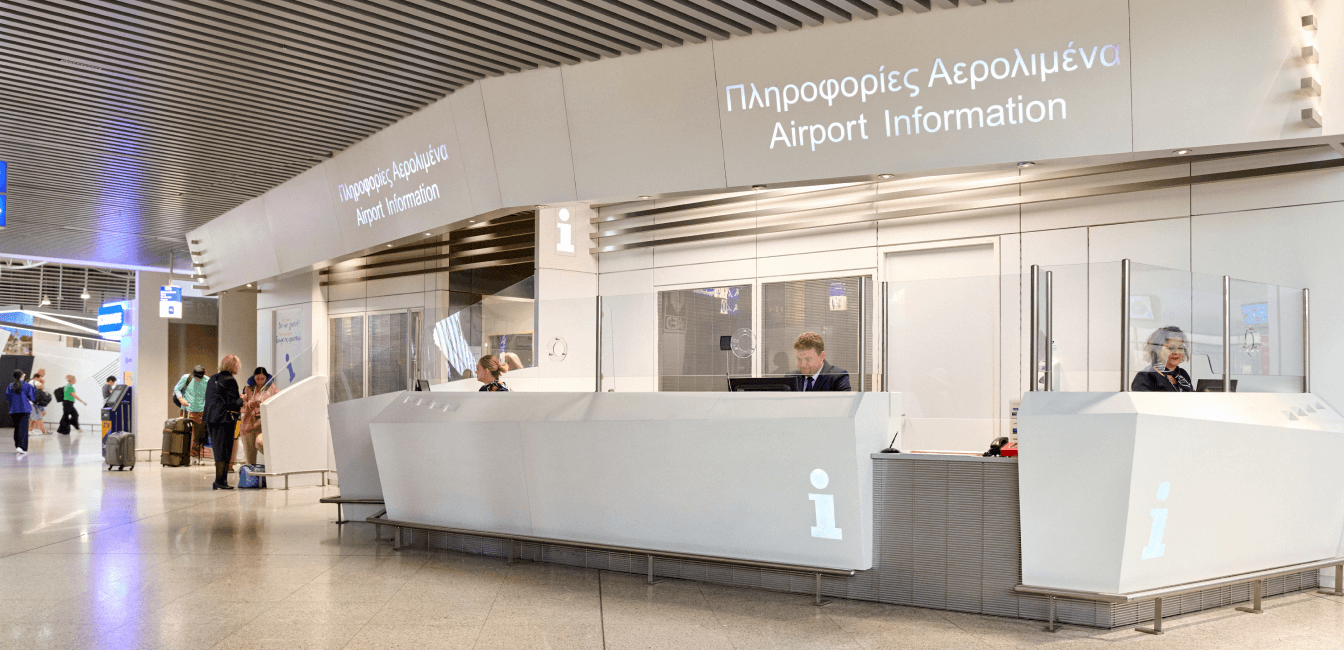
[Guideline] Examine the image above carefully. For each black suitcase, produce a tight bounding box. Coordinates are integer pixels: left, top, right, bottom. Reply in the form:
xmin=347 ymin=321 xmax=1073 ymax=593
xmin=105 ymin=431 xmax=135 ymax=470
xmin=161 ymin=418 xmax=192 ymax=467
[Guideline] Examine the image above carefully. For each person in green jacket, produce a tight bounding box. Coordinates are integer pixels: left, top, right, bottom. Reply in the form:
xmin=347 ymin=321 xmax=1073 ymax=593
xmin=174 ymin=365 xmax=209 ymax=458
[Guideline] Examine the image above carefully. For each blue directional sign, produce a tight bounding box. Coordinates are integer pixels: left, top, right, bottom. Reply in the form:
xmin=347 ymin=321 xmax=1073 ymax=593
xmin=98 ymin=302 xmax=132 ymax=339
xmin=0 ymin=160 xmax=7 ymax=194
xmin=0 ymin=195 xmax=6 ymax=229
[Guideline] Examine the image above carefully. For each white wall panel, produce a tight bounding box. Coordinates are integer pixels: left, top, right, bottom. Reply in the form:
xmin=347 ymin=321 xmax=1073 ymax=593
xmin=757 ymin=222 xmax=878 ymax=259
xmin=563 ymin=43 xmax=727 ymax=201
xmin=1192 ymin=149 xmax=1344 ymax=215
xmin=1088 ymin=217 xmax=1191 ymax=268
xmin=263 ymin=164 xmax=342 ymax=273
xmin=877 ymin=205 xmax=1020 ymax=247
xmin=598 ymin=269 xmax=655 ymax=296
xmin=653 ymin=259 xmax=756 ymax=287
xmin=448 ymin=83 xmax=505 ymax=215
xmin=193 ymin=198 xmax=280 ymax=293
xmin=537 ymin=204 xmax=598 ymax=274
xmin=480 ymin=68 xmax=579 ymax=206
xmin=756 ymin=246 xmax=878 ymax=279
xmin=1130 ymin=0 xmax=1327 ymax=151
xmin=1020 ymin=165 xmax=1190 ymax=232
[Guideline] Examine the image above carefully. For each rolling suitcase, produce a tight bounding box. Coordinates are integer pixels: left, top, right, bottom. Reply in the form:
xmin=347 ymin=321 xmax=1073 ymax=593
xmin=105 ymin=431 xmax=135 ymax=471
xmin=161 ymin=418 xmax=192 ymax=467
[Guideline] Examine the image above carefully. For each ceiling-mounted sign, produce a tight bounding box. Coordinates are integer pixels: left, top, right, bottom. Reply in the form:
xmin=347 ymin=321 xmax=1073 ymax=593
xmin=0 ymin=195 xmax=6 ymax=229
xmin=159 ymin=286 xmax=183 ymax=319
xmin=98 ymin=302 xmax=131 ymax=339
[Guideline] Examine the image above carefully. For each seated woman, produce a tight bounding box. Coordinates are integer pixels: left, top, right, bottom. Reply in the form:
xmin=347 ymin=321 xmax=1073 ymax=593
xmin=476 ymin=354 xmax=510 ymax=392
xmin=1131 ymin=326 xmax=1194 ymax=392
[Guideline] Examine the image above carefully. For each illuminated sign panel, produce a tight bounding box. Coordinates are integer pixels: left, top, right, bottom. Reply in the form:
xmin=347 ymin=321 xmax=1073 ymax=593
xmin=159 ymin=286 xmax=183 ymax=319
xmin=98 ymin=302 xmax=132 ymax=339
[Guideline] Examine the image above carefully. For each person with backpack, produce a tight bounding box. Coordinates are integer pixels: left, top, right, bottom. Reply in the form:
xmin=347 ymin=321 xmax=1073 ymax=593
xmin=174 ymin=365 xmax=209 ymax=459
xmin=7 ymin=369 xmax=36 ymax=456
xmin=56 ymin=375 xmax=86 ymax=435
xmin=29 ymin=375 xmax=50 ymax=436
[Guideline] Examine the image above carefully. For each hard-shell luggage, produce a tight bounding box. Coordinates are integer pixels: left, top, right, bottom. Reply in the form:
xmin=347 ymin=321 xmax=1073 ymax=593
xmin=237 ymin=464 xmax=266 ymax=489
xmin=161 ymin=418 xmax=192 ymax=467
xmin=105 ymin=431 xmax=135 ymax=470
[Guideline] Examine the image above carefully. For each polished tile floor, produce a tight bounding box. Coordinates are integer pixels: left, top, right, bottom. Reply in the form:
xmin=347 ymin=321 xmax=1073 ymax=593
xmin=4 ymin=428 xmax=1344 ymax=649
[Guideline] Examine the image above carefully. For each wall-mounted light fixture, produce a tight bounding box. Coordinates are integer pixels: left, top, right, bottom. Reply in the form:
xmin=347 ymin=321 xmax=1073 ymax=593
xmin=1303 ymin=15 xmax=1319 ymax=30
xmin=1302 ymin=77 xmax=1323 ymax=96
xmin=1303 ymin=107 xmax=1324 ymax=128
xmin=1303 ymin=46 xmax=1319 ymax=64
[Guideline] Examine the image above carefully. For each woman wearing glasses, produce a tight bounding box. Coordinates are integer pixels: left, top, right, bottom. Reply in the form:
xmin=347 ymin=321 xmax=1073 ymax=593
xmin=1132 ymin=326 xmax=1194 ymax=392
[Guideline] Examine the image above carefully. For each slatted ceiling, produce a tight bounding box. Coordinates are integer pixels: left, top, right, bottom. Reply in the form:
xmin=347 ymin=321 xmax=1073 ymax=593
xmin=0 ymin=261 xmax=136 ymax=314
xmin=1 ymin=0 xmax=1003 ymax=269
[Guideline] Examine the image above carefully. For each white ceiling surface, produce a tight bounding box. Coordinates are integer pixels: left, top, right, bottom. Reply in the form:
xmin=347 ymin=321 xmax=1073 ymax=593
xmin=193 ymin=0 xmax=1344 ymax=292
xmin=4 ymin=0 xmax=952 ymax=271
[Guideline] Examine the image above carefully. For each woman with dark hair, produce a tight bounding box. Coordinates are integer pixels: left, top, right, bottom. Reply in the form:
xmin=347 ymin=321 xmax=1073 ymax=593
xmin=205 ymin=355 xmax=244 ymax=489
xmin=1132 ymin=326 xmax=1194 ymax=392
xmin=6 ymin=369 xmax=36 ymax=456
xmin=238 ymin=367 xmax=277 ymax=467
xmin=475 ymin=355 xmax=510 ymax=392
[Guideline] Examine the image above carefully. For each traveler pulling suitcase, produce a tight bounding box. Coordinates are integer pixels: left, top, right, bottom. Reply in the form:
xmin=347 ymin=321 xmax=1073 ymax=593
xmin=161 ymin=418 xmax=192 ymax=467
xmin=105 ymin=431 xmax=135 ymax=471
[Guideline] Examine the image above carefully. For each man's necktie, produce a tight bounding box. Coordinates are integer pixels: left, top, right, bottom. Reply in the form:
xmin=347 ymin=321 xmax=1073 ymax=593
xmin=804 ymin=376 xmax=815 ymax=392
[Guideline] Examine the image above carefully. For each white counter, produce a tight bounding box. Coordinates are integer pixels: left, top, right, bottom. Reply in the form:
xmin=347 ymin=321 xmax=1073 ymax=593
xmin=1018 ymin=391 xmax=1344 ymax=594
xmin=368 ymin=392 xmax=895 ymax=571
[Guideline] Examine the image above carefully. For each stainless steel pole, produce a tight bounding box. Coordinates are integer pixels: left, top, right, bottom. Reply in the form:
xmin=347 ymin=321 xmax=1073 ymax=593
xmin=858 ymin=277 xmax=866 ymax=392
xmin=1046 ymin=270 xmax=1054 ymax=392
xmin=595 ymin=295 xmax=603 ymax=393
xmin=1223 ymin=276 xmax=1232 ymax=393
xmin=1030 ymin=266 xmax=1039 ymax=392
xmin=881 ymin=281 xmax=889 ymax=393
xmin=1121 ymin=260 xmax=1131 ymax=392
xmin=1304 ymin=288 xmax=1311 ymax=393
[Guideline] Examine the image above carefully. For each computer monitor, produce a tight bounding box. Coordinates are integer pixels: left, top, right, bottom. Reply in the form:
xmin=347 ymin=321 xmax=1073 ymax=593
xmin=1196 ymin=379 xmax=1238 ymax=392
xmin=103 ymin=384 xmax=130 ymax=408
xmin=728 ymin=376 xmax=804 ymax=392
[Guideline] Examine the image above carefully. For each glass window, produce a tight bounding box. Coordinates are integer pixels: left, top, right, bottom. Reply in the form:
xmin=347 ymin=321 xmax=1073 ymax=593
xmin=329 ymin=315 xmax=364 ymax=403
xmin=760 ymin=277 xmax=872 ymax=387
xmin=657 ymin=285 xmax=753 ymax=391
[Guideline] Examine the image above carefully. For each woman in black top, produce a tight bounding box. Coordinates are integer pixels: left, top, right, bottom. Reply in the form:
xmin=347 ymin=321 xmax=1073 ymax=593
xmin=205 ymin=354 xmax=244 ymax=489
xmin=476 ymin=354 xmax=510 ymax=392
xmin=1131 ymin=326 xmax=1194 ymax=392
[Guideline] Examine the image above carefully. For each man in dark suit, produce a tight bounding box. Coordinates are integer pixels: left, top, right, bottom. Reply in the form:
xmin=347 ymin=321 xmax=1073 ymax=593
xmin=788 ymin=332 xmax=851 ymax=392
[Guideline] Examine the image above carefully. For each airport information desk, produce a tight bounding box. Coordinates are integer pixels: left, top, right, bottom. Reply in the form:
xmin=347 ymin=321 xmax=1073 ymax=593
xmin=328 ymin=391 xmax=1344 ymax=629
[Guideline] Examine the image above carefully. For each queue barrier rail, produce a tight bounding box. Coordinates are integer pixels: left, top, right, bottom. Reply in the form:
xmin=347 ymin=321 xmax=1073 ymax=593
xmin=1016 ymin=557 xmax=1344 ymax=635
xmin=367 ymin=512 xmax=856 ymax=606
xmin=318 ymin=496 xmax=385 ymax=524
xmin=250 ymin=468 xmax=335 ymax=490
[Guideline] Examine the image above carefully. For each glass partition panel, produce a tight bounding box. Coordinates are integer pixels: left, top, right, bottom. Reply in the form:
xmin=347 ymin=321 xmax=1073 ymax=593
xmin=534 ymin=297 xmax=599 ymax=389
xmin=1038 ymin=263 xmax=1090 ymax=392
xmin=887 ymin=273 xmax=1007 ymax=452
xmin=1127 ymin=263 xmax=1194 ymax=391
xmin=761 ymin=276 xmax=873 ymax=390
xmin=1190 ymin=272 xmax=1226 ymax=384
xmin=1227 ymin=279 xmax=1305 ymax=392
xmin=656 ymin=285 xmax=753 ymax=391
xmin=430 ymin=274 xmax=536 ymax=390
xmin=599 ymin=292 xmax=657 ymax=392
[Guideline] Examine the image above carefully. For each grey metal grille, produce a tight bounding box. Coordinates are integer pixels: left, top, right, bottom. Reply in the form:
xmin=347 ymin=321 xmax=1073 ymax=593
xmin=0 ymin=260 xmax=135 ymax=313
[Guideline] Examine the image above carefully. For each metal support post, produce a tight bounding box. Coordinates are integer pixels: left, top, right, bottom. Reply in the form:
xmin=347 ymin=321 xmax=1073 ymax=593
xmin=507 ymin=540 xmax=519 ymax=565
xmin=334 ymin=503 xmax=347 ymax=525
xmin=1045 ymin=271 xmax=1054 ymax=391
xmin=393 ymin=526 xmax=403 ymax=551
xmin=858 ymin=276 xmax=866 ymax=392
xmin=596 ymin=296 xmax=603 ymax=393
xmin=881 ymin=282 xmax=889 ymax=392
xmin=1136 ymin=597 xmax=1164 ymax=635
xmin=646 ymin=555 xmax=664 ymax=585
xmin=1043 ymin=596 xmax=1059 ymax=632
xmin=1030 ymin=266 xmax=1040 ymax=391
xmin=1304 ymin=288 xmax=1311 ymax=393
xmin=1237 ymin=580 xmax=1264 ymax=613
xmin=1121 ymin=260 xmax=1131 ymax=391
xmin=1223 ymin=276 xmax=1232 ymax=393
xmin=813 ymin=573 xmax=831 ymax=606
xmin=1319 ymin=564 xmax=1343 ymax=596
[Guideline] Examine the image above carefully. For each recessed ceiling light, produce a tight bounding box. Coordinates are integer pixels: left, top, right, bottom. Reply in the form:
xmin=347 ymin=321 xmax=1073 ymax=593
xmin=1017 ymin=162 xmax=1036 ymax=168
xmin=638 ymin=195 xmax=652 ymax=200
xmin=469 ymin=220 xmax=476 ymax=223
xmin=536 ymin=205 xmax=548 ymax=210
xmin=878 ymin=174 xmax=894 ymax=179
xmin=1173 ymin=149 xmax=1192 ymax=155
xmin=386 ymin=244 xmax=393 ymax=248
xmin=751 ymin=184 xmax=766 ymax=191
xmin=424 ymin=232 xmax=432 ymax=236
xmin=246 ymin=284 xmax=252 ymax=288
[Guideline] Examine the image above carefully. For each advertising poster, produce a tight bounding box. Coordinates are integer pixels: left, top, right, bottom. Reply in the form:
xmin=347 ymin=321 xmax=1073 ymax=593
xmin=273 ymin=307 xmax=306 ymax=390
